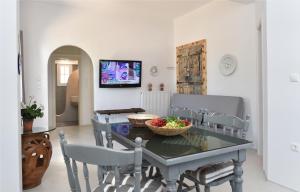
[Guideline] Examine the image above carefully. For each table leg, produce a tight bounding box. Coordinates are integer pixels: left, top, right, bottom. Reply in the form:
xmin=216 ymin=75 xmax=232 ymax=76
xmin=233 ymin=150 xmax=246 ymax=192
xmin=162 ymin=167 xmax=178 ymax=192
xmin=233 ymin=161 xmax=243 ymax=192
xmin=166 ymin=180 xmax=177 ymax=192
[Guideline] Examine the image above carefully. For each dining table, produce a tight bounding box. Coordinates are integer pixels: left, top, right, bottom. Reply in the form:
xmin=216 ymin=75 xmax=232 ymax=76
xmin=111 ymin=122 xmax=252 ymax=192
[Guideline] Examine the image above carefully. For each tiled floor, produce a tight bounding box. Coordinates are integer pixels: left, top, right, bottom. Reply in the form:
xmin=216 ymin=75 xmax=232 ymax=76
xmin=24 ymin=125 xmax=294 ymax=192
xmin=56 ymin=120 xmax=78 ymax=127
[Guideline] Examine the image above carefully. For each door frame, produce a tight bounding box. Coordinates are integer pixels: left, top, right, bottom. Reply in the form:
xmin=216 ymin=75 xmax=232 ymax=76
xmin=48 ymin=53 xmax=81 ymax=128
xmin=48 ymin=46 xmax=94 ymax=128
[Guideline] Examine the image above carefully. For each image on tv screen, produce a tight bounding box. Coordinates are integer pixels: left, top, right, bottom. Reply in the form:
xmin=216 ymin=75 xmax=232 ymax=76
xmin=100 ymin=60 xmax=141 ymax=86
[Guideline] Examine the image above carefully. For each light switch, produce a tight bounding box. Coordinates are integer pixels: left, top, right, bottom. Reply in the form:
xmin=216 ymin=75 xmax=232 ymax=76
xmin=289 ymin=73 xmax=300 ymax=82
xmin=36 ymin=76 xmax=42 ymax=89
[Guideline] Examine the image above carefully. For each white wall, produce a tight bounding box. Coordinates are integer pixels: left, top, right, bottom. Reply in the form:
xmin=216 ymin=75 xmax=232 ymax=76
xmin=20 ymin=1 xmax=175 ymax=127
xmin=0 ymin=0 xmax=22 ymax=191
xmin=174 ymin=0 xmax=258 ymax=145
xmin=79 ymin=50 xmax=94 ymax=125
xmin=255 ymin=0 xmax=269 ymax=170
xmin=265 ymin=0 xmax=300 ymax=190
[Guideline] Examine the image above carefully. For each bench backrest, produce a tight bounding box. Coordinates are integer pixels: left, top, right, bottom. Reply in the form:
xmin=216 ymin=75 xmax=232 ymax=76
xmin=171 ymin=94 xmax=244 ymax=118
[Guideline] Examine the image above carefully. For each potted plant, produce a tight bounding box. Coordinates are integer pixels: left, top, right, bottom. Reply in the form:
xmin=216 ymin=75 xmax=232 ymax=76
xmin=21 ymin=97 xmax=44 ymax=132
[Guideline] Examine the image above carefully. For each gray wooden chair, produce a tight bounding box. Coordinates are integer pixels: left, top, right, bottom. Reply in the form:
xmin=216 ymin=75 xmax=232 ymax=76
xmin=91 ymin=117 xmax=156 ymax=178
xmin=171 ymin=106 xmax=202 ymax=126
xmin=203 ymin=113 xmax=250 ymax=139
xmin=59 ymin=131 xmax=164 ymax=192
xmin=178 ymin=113 xmax=250 ymax=192
xmin=91 ymin=116 xmax=113 ymax=148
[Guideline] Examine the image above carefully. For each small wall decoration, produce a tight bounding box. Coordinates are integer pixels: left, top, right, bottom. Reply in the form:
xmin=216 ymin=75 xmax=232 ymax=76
xmin=150 ymin=66 xmax=159 ymax=77
xmin=160 ymin=83 xmax=164 ymax=91
xmin=219 ymin=54 xmax=237 ymax=76
xmin=148 ymin=83 xmax=153 ymax=91
xmin=176 ymin=39 xmax=207 ymax=95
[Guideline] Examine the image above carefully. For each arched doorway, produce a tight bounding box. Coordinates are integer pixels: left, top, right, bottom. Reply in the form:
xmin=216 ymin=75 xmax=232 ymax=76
xmin=48 ymin=45 xmax=94 ymax=127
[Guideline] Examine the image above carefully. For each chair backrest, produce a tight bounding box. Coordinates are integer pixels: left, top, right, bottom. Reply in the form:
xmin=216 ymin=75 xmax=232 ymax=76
xmin=59 ymin=131 xmax=143 ymax=192
xmin=91 ymin=116 xmax=116 ymax=186
xmin=171 ymin=106 xmax=202 ymax=126
xmin=203 ymin=113 xmax=250 ymax=138
xmin=91 ymin=116 xmax=113 ymax=148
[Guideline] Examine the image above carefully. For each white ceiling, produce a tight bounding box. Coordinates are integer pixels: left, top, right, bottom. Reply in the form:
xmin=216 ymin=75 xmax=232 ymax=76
xmin=21 ymin=0 xmax=254 ymax=19
xmin=21 ymin=0 xmax=212 ymax=19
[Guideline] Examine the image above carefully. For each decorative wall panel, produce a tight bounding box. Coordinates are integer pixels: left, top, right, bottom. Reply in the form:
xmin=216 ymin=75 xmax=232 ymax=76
xmin=176 ymin=40 xmax=207 ymax=95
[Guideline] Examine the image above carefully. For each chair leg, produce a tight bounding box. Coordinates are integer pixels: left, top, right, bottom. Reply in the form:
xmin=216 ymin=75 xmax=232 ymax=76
xmin=177 ymin=175 xmax=184 ymax=192
xmin=148 ymin=166 xmax=154 ymax=178
xmin=204 ymin=186 xmax=210 ymax=192
xmin=177 ymin=174 xmax=200 ymax=192
xmin=195 ymin=183 xmax=201 ymax=192
xmin=142 ymin=169 xmax=146 ymax=178
xmin=155 ymin=168 xmax=162 ymax=179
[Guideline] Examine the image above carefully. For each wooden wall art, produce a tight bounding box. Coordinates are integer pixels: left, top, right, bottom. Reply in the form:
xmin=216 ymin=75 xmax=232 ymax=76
xmin=176 ymin=39 xmax=207 ymax=95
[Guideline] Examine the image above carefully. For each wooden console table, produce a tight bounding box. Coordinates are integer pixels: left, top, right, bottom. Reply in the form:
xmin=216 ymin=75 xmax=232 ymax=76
xmin=22 ymin=127 xmax=56 ymax=189
xmin=95 ymin=108 xmax=145 ymax=115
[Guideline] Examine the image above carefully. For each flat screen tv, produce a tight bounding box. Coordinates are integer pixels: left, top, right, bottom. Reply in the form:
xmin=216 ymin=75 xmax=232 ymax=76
xmin=99 ymin=59 xmax=142 ymax=88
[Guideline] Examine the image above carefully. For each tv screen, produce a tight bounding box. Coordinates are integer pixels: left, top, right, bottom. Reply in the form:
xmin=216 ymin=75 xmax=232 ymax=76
xmin=99 ymin=60 xmax=142 ymax=88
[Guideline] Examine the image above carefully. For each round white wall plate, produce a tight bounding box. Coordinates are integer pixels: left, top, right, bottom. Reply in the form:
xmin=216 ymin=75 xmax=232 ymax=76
xmin=219 ymin=54 xmax=237 ymax=76
xmin=150 ymin=66 xmax=159 ymax=77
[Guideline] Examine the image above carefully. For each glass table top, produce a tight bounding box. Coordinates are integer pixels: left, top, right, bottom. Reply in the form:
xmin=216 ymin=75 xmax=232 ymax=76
xmin=22 ymin=127 xmax=56 ymax=135
xmin=111 ymin=123 xmax=251 ymax=160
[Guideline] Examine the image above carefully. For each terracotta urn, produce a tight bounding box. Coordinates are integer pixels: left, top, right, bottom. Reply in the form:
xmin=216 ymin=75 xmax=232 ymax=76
xmin=23 ymin=119 xmax=34 ymax=132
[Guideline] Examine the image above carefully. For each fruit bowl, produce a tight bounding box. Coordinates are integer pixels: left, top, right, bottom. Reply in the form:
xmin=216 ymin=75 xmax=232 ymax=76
xmin=127 ymin=114 xmax=160 ymax=128
xmin=145 ymin=118 xmax=192 ymax=136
